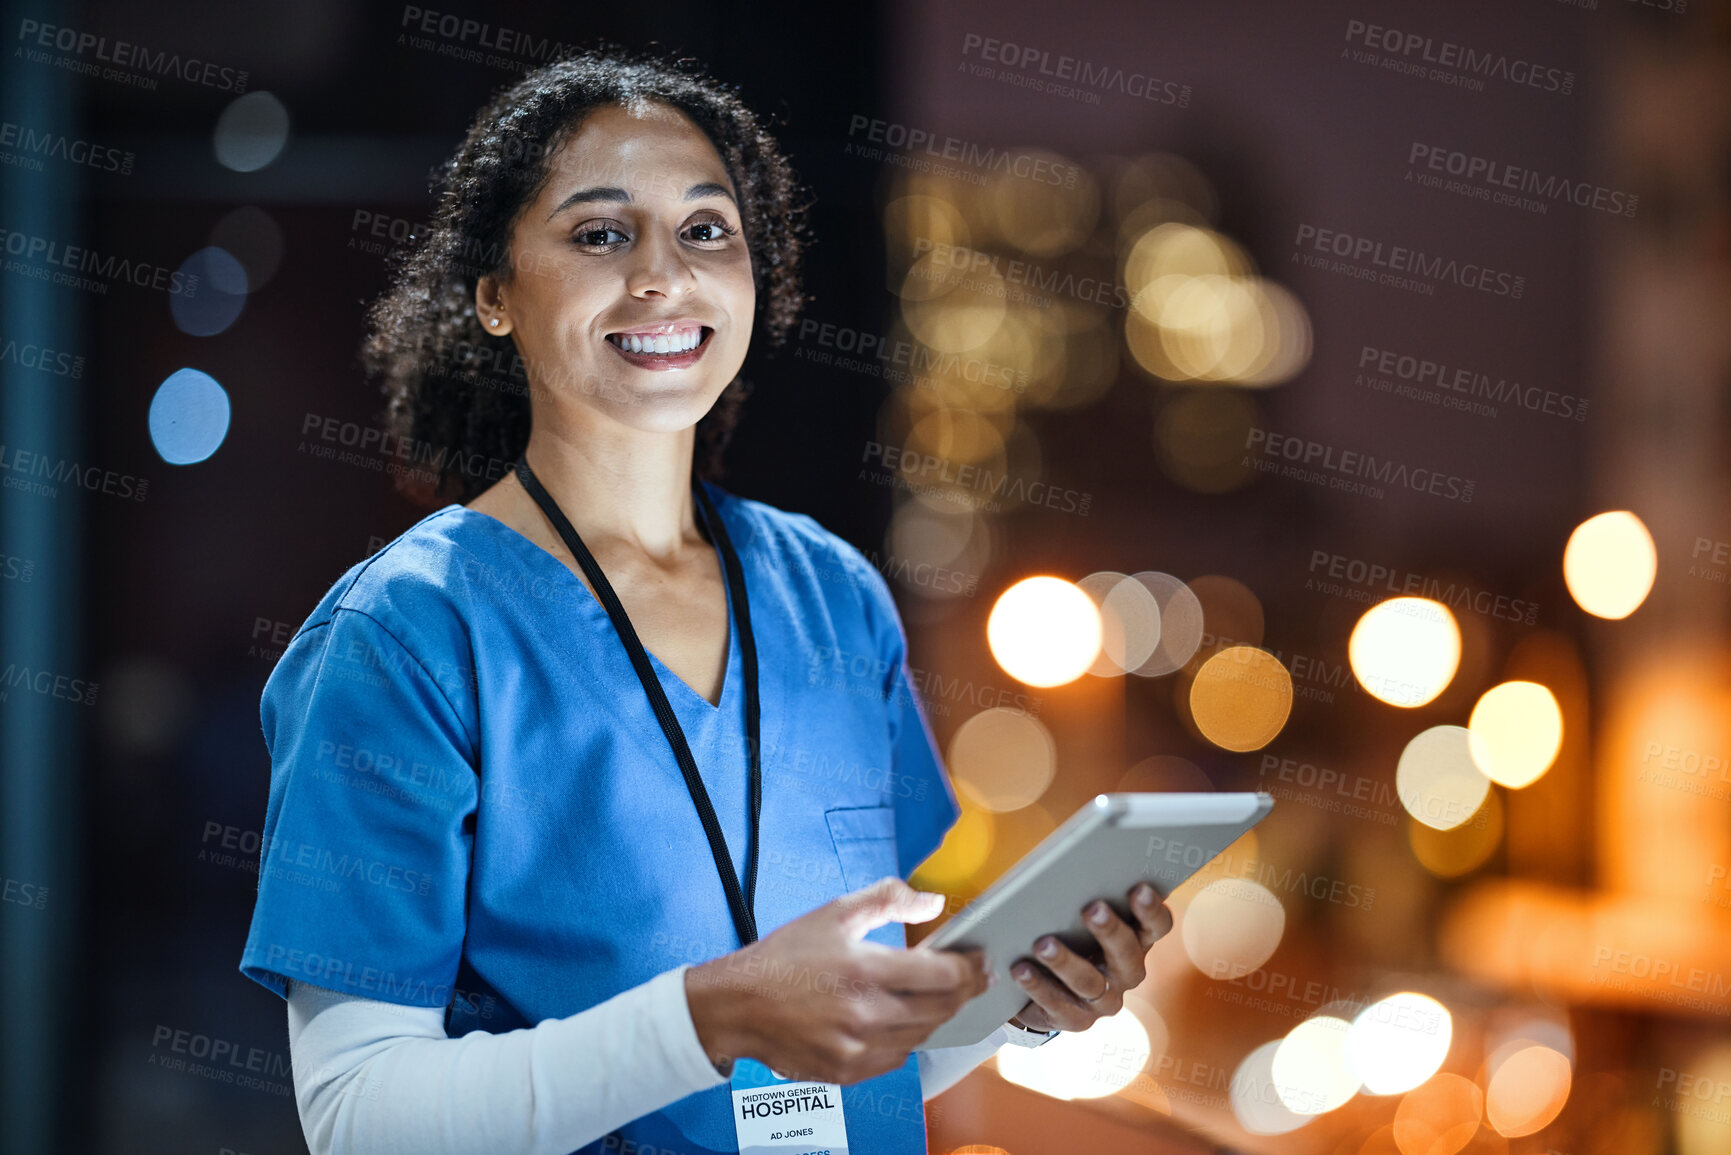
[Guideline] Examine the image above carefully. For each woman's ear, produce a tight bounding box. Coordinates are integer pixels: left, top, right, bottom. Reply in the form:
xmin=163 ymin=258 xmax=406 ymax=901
xmin=476 ymin=273 xmax=513 ymax=336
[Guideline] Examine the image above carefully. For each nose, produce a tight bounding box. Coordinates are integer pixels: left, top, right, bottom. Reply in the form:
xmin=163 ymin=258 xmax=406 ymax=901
xmin=624 ymin=227 xmax=699 ymax=301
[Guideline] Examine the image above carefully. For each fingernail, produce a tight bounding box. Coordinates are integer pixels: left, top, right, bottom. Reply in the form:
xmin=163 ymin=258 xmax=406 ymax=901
xmin=1013 ymin=965 xmax=1034 ymax=982
xmin=1089 ymin=902 xmax=1110 ymax=924
xmin=1037 ymin=938 xmax=1058 ymax=959
xmin=1136 ymin=884 xmax=1156 ymax=904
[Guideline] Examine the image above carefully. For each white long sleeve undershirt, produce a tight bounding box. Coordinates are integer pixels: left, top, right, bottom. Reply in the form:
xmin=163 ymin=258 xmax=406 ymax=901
xmin=284 ymin=965 xmax=1007 ymax=1155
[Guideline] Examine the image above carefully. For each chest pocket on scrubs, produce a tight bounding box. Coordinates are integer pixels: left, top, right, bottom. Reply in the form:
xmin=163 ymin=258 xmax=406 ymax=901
xmin=824 ymin=804 xmax=899 ymax=891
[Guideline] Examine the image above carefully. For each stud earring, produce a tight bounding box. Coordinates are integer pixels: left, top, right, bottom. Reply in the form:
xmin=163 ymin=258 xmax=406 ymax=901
xmin=489 ymin=317 xmax=501 ymax=327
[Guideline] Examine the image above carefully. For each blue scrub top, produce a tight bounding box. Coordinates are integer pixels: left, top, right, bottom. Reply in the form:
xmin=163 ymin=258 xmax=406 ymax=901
xmin=239 ymin=480 xmax=962 ymax=1154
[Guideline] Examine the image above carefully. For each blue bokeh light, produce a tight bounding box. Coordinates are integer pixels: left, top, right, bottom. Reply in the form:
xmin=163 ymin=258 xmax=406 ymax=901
xmin=170 ymin=246 xmax=249 ymax=337
xmin=149 ymin=368 xmax=231 ymax=465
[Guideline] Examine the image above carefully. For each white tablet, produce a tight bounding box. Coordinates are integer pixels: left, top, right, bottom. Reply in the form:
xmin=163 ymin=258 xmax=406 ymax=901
xmin=913 ymin=791 xmax=1274 ymax=1049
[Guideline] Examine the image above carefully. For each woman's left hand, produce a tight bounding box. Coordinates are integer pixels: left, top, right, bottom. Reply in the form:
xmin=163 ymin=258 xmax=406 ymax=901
xmin=1006 ymin=882 xmax=1174 ymax=1034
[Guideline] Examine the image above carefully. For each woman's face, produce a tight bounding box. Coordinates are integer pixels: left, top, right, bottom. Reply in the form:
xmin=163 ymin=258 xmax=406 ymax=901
xmin=480 ymin=101 xmax=756 ymax=436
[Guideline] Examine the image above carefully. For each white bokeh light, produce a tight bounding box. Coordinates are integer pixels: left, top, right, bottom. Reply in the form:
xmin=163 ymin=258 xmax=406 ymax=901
xmin=1345 ymin=993 xmax=1454 ymax=1094
xmin=995 ymin=1008 xmax=1152 ymax=1100
xmin=1230 ymin=1040 xmax=1312 ymax=1135
xmin=1271 ymin=1016 xmax=1359 ymax=1115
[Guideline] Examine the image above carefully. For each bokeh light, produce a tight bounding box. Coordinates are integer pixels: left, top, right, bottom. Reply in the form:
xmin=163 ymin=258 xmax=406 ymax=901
xmin=1181 ymin=878 xmax=1285 ymax=980
xmin=1130 ymin=572 xmax=1206 ymax=676
xmin=985 ymin=151 xmax=1098 ymax=258
xmin=1397 ymin=725 xmax=1493 ymax=831
xmin=1484 ymin=1044 xmax=1571 ymax=1138
xmin=1078 ymin=571 xmax=1161 ymax=676
xmin=1239 ymin=278 xmax=1313 ymax=386
xmin=1126 ymin=222 xmax=1250 ymax=291
xmin=213 ymin=90 xmax=290 ymax=171
xmin=986 ymin=577 xmax=1103 ymax=687
xmin=1230 ymin=1040 xmax=1313 ymax=1135
xmin=1018 ymin=305 xmax=1119 ymax=411
xmin=1345 ymin=993 xmax=1453 ymax=1094
xmin=901 ymin=256 xmax=1007 ymax=351
xmin=1393 ymin=1073 xmax=1484 ymax=1155
xmin=1407 ymin=791 xmax=1504 ymax=878
xmin=1272 ymin=1016 xmax=1360 ymax=1115
xmin=995 ymin=1009 xmax=1151 ymax=1100
xmin=1468 ymin=682 xmax=1564 ymax=788
xmin=909 ymin=800 xmax=994 ymax=890
xmin=1562 ymin=511 xmax=1656 ymax=620
xmin=886 ymin=502 xmax=990 ymax=599
xmin=883 ymin=193 xmax=970 ymax=278
xmin=1120 ymin=221 xmax=1311 ymax=386
xmin=1348 ymin=598 xmax=1462 ymax=707
xmin=905 ymin=406 xmax=1005 ymax=467
xmin=946 ymin=707 xmax=1056 ymax=812
xmin=1484 ymin=1012 xmax=1574 ymax=1070
xmin=1189 ymin=646 xmax=1293 ymax=752
xmin=148 ymin=368 xmax=231 ymax=465
xmin=171 ymin=246 xmax=249 ymax=336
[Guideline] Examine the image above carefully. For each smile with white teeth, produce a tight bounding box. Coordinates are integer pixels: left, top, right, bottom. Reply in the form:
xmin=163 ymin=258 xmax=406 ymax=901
xmin=607 ymin=327 xmax=707 ymax=355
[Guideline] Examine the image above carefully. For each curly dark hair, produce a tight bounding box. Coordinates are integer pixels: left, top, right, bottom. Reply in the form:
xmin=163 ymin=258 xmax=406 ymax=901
xmin=360 ymin=46 xmax=808 ymax=507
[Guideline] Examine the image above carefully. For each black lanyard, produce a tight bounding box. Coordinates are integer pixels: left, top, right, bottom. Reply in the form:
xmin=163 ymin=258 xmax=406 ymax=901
xmin=514 ymin=455 xmax=763 ymax=946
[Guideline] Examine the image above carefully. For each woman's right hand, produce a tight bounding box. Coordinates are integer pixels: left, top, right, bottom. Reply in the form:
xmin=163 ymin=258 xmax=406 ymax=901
xmin=685 ymin=876 xmax=990 ymax=1084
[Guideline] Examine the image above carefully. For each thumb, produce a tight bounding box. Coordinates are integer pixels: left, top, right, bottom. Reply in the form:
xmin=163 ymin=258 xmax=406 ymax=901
xmin=831 ymin=877 xmax=946 ymax=938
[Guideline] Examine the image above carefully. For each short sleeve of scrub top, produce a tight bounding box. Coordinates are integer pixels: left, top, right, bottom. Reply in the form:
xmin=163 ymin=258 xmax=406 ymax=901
xmin=239 ymin=549 xmax=482 ymax=1006
xmin=239 ymin=484 xmax=964 ymax=1153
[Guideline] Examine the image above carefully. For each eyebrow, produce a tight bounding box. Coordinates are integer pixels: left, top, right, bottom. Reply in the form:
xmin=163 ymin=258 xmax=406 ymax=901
xmin=547 ymin=181 xmax=736 ymax=220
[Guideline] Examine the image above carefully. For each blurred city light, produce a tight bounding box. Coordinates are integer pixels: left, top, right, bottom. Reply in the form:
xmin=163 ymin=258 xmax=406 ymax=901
xmin=1407 ymin=791 xmax=1504 ymax=879
xmin=1272 ymin=1016 xmax=1360 ymax=1115
xmin=1180 ymin=877 xmax=1285 ymax=979
xmin=213 ymin=90 xmax=290 ymax=171
xmin=1468 ymin=682 xmax=1564 ymax=788
xmin=1189 ymin=645 xmax=1293 ymax=751
xmin=170 ymin=246 xmax=249 ymax=336
xmin=1485 ymin=1045 xmax=1572 ymax=1138
xmin=148 ymin=368 xmax=231 ymax=464
xmin=946 ymin=707 xmax=1056 ymax=812
xmin=1563 ymin=511 xmax=1657 ymax=620
xmin=995 ymin=1010 xmax=1152 ymax=1100
xmin=1392 ymin=1073 xmax=1484 ymax=1155
xmin=1345 ymin=993 xmax=1454 ymax=1094
xmin=1397 ymin=725 xmax=1494 ymax=831
xmin=1230 ymin=1040 xmax=1313 ymax=1135
xmin=1129 ymin=571 xmax=1205 ymax=677
xmin=1349 ymin=598 xmax=1462 ymax=708
xmin=1078 ymin=570 xmax=1161 ymax=676
xmin=987 ymin=576 xmax=1103 ymax=686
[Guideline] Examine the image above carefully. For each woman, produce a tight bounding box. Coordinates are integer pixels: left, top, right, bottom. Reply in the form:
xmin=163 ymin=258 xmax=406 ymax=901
xmin=239 ymin=48 xmax=1174 ymax=1155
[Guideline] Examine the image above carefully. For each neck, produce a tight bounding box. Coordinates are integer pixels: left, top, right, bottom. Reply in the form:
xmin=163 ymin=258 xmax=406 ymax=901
xmin=520 ymin=417 xmax=699 ymax=560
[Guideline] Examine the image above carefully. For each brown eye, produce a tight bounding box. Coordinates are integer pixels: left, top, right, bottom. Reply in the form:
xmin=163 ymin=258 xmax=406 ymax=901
xmin=572 ymin=224 xmax=628 ymax=248
xmin=684 ymin=218 xmax=738 ymax=244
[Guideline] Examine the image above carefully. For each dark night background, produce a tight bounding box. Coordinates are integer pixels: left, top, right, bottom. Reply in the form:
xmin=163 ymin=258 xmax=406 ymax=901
xmin=3 ymin=1 xmax=1727 ymax=1153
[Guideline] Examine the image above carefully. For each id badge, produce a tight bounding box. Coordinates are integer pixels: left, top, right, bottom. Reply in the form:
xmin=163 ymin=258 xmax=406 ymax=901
xmin=729 ymin=1057 xmax=849 ymax=1155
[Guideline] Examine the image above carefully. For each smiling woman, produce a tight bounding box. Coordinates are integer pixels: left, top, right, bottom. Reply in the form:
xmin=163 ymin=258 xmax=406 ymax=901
xmin=360 ymin=51 xmax=806 ymax=506
xmin=470 ymin=101 xmax=757 ymax=460
xmin=236 ymin=46 xmax=1098 ymax=1155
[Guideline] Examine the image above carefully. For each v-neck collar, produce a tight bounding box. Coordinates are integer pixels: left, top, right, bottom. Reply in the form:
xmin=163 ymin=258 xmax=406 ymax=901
xmin=441 ymin=483 xmax=741 ymax=713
